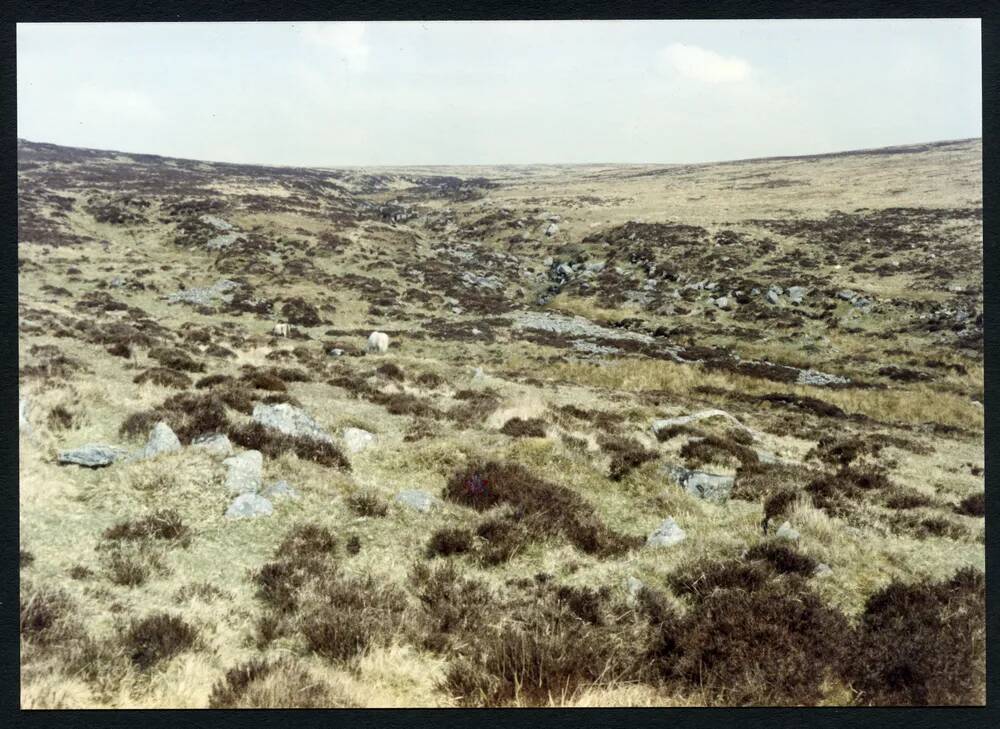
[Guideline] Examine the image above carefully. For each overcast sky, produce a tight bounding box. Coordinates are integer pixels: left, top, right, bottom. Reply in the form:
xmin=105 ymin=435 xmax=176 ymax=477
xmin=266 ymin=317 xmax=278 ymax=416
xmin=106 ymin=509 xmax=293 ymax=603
xmin=17 ymin=20 xmax=982 ymax=166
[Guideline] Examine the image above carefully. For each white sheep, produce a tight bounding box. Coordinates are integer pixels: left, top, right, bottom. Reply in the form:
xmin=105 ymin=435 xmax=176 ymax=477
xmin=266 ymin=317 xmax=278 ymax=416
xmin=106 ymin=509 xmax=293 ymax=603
xmin=366 ymin=331 xmax=390 ymax=354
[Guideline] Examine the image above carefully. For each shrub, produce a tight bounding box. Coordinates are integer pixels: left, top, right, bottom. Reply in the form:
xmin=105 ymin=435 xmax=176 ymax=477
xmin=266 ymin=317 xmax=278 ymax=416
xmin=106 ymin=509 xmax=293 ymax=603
xmin=216 ymin=385 xmax=256 ymax=414
xmin=668 ymin=575 xmax=850 ymax=705
xmin=20 ymin=583 xmax=80 ymax=645
xmin=195 ymin=373 xmax=234 ymax=389
xmin=499 ymin=417 xmax=547 ymax=438
xmin=346 ymin=535 xmax=361 ymax=555
xmin=375 ymin=362 xmax=405 ymax=381
xmin=883 ymin=487 xmax=934 ymax=510
xmin=121 ymin=613 xmax=198 ymax=670
xmin=20 ymin=549 xmax=35 ymax=568
xmin=253 ymin=524 xmax=338 ymax=614
xmin=808 ymin=436 xmax=880 ymax=468
xmin=732 ymin=462 xmax=814 ymax=502
xmin=444 ymin=581 xmax=653 ymax=706
xmin=280 ymin=297 xmax=322 ymax=327
xmin=849 ymin=568 xmax=985 ymax=705
xmin=118 ymin=410 xmax=161 ymax=440
xmin=368 ymin=391 xmax=436 ymax=417
xmin=208 ymin=658 xmax=355 ymax=708
xmin=102 ymin=509 xmax=190 ymax=546
xmin=97 ymin=541 xmax=164 ymax=587
xmin=744 ymin=543 xmax=818 ymax=576
xmin=475 ymin=513 xmax=537 ymax=565
xmin=347 ymin=492 xmax=388 ymax=518
xmin=240 ymin=370 xmax=287 ymax=392
xmin=427 ymin=527 xmax=474 ymax=558
xmin=762 ymin=489 xmax=799 ymax=533
xmin=600 ymin=436 xmax=658 ymax=481
xmin=806 ymin=465 xmax=892 ymax=514
xmin=410 ymin=561 xmax=493 ymax=652
xmin=132 ymin=367 xmax=192 ymax=389
xmin=445 ymin=461 xmax=642 ymax=559
xmin=228 ymin=422 xmax=351 ymax=470
xmin=120 ymin=392 xmax=230 ymax=444
xmin=955 ymin=492 xmax=985 ymax=517
xmin=680 ymin=434 xmax=759 ymax=470
xmin=46 ymin=405 xmax=74 ymax=431
xmin=300 ymin=573 xmax=409 ymax=663
xmin=106 ymin=341 xmax=133 ymax=358
xmin=208 ymin=659 xmax=273 ymax=707
xmin=668 ymin=559 xmax=776 ymax=600
xmin=278 ymin=523 xmax=337 ymax=558
xmin=416 ymin=372 xmax=444 ymax=388
xmin=148 ymin=346 xmax=205 ymax=373
xmin=68 ymin=565 xmax=94 ymax=580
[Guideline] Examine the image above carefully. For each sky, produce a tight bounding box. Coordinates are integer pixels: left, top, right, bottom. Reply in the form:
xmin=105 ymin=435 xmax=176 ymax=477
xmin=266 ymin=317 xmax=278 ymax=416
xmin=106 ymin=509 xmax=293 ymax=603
xmin=16 ymin=20 xmax=982 ymax=167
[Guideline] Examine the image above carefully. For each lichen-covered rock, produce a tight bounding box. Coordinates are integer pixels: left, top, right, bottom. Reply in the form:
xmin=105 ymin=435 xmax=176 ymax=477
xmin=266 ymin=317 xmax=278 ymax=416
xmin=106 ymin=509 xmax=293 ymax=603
xmin=223 ymin=450 xmax=263 ymax=494
xmin=646 ymin=517 xmax=686 ymax=548
xmin=262 ymin=479 xmax=299 ymax=500
xmin=58 ymin=444 xmax=128 ymax=468
xmin=395 ymin=489 xmax=436 ymax=513
xmin=138 ymin=422 xmax=181 ymax=460
xmin=342 ymin=427 xmax=375 ymax=454
xmin=664 ymin=464 xmax=735 ymax=504
xmin=191 ymin=433 xmax=234 ymax=458
xmin=775 ymin=521 xmax=801 ymax=542
xmin=225 ymin=493 xmax=273 ymax=519
xmin=252 ymin=403 xmax=332 ymax=443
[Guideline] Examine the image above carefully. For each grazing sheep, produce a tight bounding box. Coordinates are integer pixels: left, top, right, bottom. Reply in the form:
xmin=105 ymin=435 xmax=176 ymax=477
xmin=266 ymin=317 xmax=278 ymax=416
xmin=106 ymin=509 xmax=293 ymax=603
xmin=272 ymin=323 xmax=290 ymax=337
xmin=366 ymin=331 xmax=390 ymax=354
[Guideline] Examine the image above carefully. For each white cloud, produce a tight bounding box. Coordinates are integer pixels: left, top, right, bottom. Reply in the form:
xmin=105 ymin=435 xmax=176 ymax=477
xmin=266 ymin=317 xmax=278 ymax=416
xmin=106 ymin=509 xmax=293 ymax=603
xmin=299 ymin=22 xmax=370 ymax=71
xmin=659 ymin=43 xmax=751 ymax=83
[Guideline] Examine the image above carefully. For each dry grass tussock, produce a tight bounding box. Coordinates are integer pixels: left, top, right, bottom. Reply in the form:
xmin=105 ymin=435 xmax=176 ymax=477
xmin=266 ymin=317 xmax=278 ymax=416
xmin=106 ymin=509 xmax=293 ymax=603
xmin=544 ymin=359 xmax=983 ymax=429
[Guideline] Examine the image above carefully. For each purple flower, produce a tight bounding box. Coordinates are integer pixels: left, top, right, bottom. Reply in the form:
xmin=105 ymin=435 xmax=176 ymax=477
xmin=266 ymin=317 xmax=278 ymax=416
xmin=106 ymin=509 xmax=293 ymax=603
xmin=466 ymin=474 xmax=489 ymax=496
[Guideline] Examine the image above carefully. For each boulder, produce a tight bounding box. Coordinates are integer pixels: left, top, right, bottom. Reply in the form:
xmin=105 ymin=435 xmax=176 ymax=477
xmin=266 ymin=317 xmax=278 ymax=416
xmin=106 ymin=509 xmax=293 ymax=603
xmin=544 ymin=223 xmax=559 ymax=237
xmin=342 ymin=427 xmax=375 ymax=454
xmin=664 ymin=464 xmax=734 ymax=503
xmin=813 ymin=562 xmax=833 ymax=578
xmin=795 ymin=369 xmax=850 ymax=387
xmin=191 ymin=433 xmax=234 ymax=457
xmin=58 ymin=444 xmax=128 ymax=468
xmin=225 ymin=493 xmax=273 ymax=519
xmin=252 ymin=403 xmax=333 ymax=443
xmin=646 ymin=517 xmax=686 ymax=548
xmin=787 ymin=286 xmax=807 ymax=304
xmin=775 ymin=521 xmax=800 ymax=542
xmin=395 ymin=489 xmax=436 ymax=513
xmin=223 ymin=450 xmax=263 ymax=494
xmin=766 ymin=289 xmax=781 ymax=305
xmin=138 ymin=422 xmax=181 ymax=460
xmin=714 ymin=296 xmax=730 ymax=309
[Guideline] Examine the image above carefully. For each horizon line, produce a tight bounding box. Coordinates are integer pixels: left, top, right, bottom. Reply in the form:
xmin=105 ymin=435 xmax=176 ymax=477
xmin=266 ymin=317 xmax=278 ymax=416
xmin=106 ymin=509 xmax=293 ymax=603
xmin=16 ymin=135 xmax=983 ymax=173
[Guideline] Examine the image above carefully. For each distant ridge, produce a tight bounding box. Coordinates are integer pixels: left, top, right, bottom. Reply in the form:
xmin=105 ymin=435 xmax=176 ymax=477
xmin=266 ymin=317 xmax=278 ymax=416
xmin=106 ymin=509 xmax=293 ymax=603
xmin=16 ymin=136 xmax=982 ymax=172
